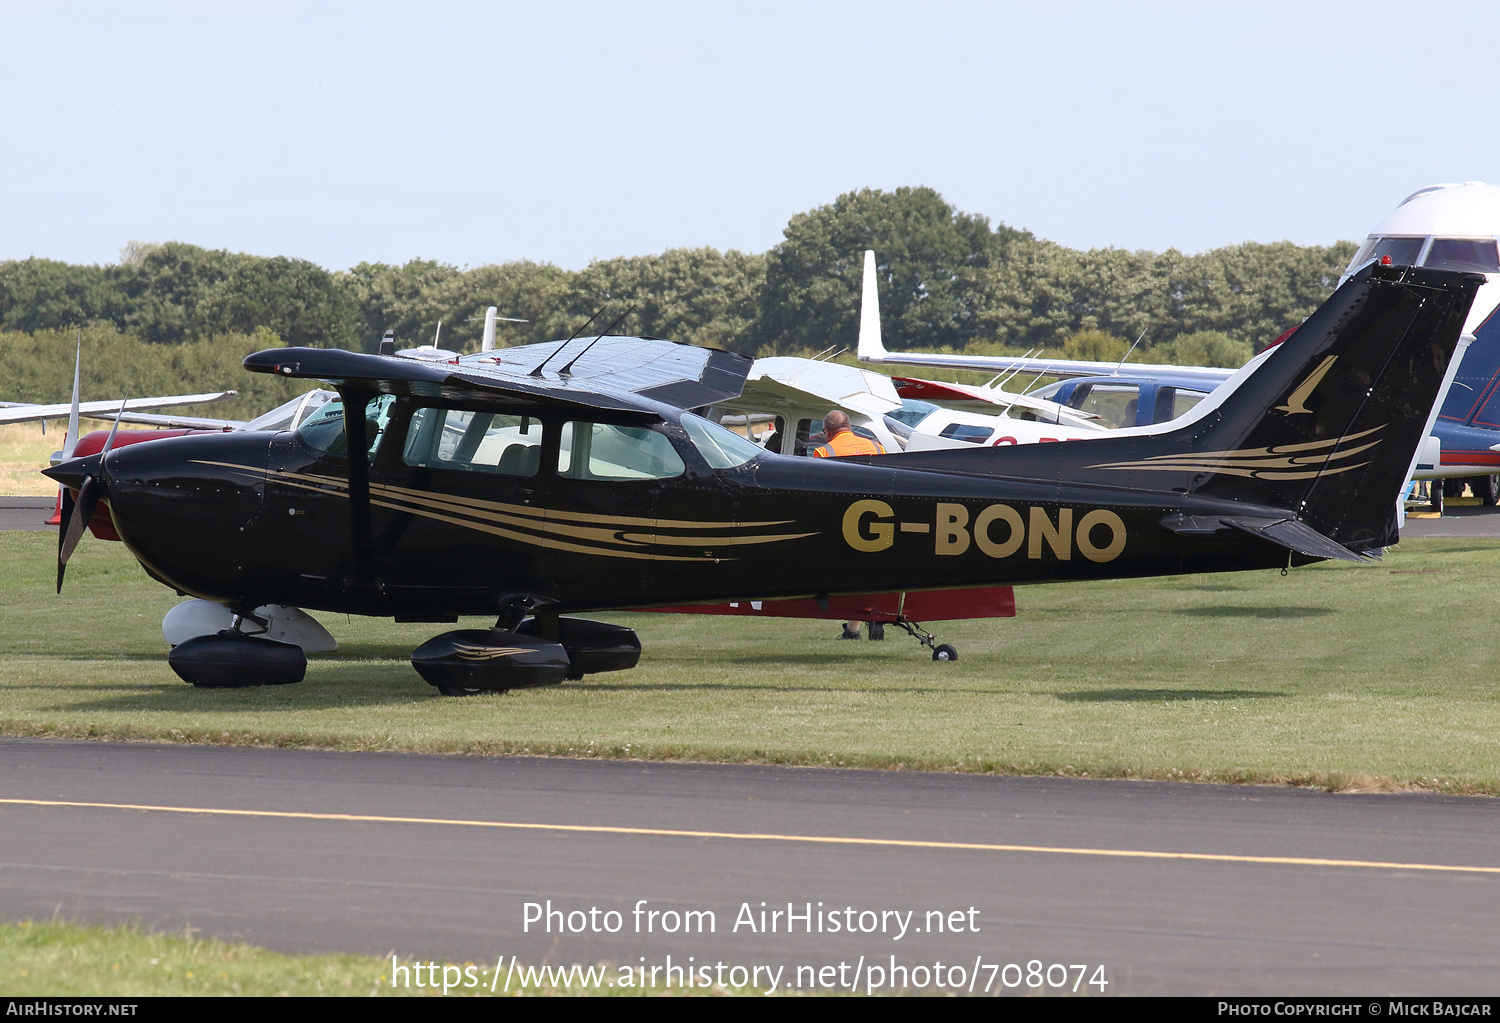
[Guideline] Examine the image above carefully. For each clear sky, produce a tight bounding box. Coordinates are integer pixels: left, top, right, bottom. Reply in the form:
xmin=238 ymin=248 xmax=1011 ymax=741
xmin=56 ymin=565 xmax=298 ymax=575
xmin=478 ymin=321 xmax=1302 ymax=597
xmin=3 ymin=0 xmax=1496 ymax=270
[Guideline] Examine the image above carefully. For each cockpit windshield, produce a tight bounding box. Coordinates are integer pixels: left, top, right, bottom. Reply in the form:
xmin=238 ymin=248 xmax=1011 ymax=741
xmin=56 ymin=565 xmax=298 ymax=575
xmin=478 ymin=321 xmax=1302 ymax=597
xmin=243 ymin=390 xmax=336 ymax=433
xmin=296 ymin=395 xmax=396 ymax=456
xmin=888 ymin=399 xmax=940 ymax=428
xmin=1347 ymin=235 xmax=1499 ymax=276
xmin=679 ymin=412 xmax=764 ymax=469
xmin=1366 ymin=236 xmax=1425 ymax=266
xmin=1424 ymin=238 xmax=1500 ymax=274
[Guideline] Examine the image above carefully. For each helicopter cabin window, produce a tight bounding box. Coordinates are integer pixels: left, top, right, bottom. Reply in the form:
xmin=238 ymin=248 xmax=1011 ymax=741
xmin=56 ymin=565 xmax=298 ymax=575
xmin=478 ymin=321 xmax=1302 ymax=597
xmin=557 ymin=421 xmax=685 ymax=481
xmin=402 ymin=408 xmax=542 ymax=476
xmin=296 ymin=394 xmax=396 ymax=457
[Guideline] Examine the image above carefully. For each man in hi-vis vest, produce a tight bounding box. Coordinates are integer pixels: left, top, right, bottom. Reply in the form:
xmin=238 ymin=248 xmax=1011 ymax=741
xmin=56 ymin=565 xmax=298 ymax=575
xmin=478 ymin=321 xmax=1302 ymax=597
xmin=813 ymin=410 xmax=888 ymax=639
xmin=812 ymin=410 xmax=886 ymax=458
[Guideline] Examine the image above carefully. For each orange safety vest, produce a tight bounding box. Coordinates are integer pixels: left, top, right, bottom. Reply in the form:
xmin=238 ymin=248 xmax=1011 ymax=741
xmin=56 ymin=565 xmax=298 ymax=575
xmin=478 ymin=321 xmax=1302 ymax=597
xmin=813 ymin=429 xmax=886 ymax=458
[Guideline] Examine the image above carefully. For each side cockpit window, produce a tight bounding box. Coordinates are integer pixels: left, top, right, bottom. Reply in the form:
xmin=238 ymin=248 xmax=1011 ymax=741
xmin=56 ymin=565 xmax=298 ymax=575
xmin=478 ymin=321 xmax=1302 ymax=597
xmin=558 ymin=421 xmax=685 ymax=481
xmin=296 ymin=394 xmax=395 ymax=457
xmin=403 ymin=408 xmax=542 ymax=476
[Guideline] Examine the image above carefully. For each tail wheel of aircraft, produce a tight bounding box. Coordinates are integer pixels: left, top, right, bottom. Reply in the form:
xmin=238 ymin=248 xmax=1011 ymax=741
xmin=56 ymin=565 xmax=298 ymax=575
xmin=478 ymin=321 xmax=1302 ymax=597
xmin=932 ymin=644 xmax=959 ymax=662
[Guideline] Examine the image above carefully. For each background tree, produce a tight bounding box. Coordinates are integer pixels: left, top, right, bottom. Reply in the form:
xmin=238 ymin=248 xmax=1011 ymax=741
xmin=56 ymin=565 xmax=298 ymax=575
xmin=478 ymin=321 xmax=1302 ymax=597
xmin=0 ymin=258 xmax=123 ymax=334
xmin=566 ymin=248 xmax=764 ymax=351
xmin=0 ymin=188 xmax=1358 ymax=362
xmin=754 ymin=186 xmax=1026 ymax=355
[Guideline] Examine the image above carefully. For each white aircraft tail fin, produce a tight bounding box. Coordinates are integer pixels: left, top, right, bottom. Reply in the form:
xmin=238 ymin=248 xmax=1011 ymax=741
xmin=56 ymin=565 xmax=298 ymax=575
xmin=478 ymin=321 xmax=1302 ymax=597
xmin=63 ymin=330 xmax=82 ymax=458
xmin=857 ymin=250 xmax=888 ymax=363
xmin=481 ymin=307 xmax=498 ymax=352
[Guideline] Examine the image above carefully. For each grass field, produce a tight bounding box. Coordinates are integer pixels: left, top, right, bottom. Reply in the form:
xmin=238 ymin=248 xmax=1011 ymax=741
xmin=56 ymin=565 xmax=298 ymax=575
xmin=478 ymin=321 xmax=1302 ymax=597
xmin=1 ymin=920 xmax=714 ymax=996
xmin=3 ymin=530 xmax=1499 ymax=791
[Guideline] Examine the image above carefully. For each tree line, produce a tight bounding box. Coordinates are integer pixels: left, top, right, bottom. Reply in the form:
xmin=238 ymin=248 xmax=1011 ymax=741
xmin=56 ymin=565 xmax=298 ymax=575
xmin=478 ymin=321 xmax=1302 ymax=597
xmin=0 ymin=187 xmax=1355 ymax=370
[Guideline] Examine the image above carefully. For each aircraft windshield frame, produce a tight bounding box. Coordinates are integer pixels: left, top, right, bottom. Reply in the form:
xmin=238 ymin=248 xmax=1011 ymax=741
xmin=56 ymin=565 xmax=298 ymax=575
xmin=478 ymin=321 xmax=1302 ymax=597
xmin=679 ymin=412 xmax=765 ymax=469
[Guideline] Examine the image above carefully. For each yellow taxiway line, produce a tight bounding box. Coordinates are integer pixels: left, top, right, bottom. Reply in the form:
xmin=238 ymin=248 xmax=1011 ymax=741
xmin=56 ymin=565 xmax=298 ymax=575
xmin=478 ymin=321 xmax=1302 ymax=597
xmin=2 ymin=796 xmax=1496 ymax=876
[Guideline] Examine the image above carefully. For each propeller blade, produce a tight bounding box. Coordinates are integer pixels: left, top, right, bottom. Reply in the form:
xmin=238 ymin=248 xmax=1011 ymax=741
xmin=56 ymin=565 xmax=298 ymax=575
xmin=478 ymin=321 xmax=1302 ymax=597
xmin=57 ymin=475 xmax=99 ymax=593
xmin=101 ymin=394 xmax=129 ymax=458
xmin=56 ymin=484 xmax=75 ymax=593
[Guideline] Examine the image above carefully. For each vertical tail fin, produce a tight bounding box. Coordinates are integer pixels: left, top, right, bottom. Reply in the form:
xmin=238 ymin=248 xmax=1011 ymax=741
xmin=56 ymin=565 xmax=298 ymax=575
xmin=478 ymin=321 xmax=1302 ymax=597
xmin=1159 ymin=264 xmax=1480 ymax=549
xmin=481 ymin=307 xmax=498 ymax=353
xmin=856 ymin=250 xmax=889 ymax=363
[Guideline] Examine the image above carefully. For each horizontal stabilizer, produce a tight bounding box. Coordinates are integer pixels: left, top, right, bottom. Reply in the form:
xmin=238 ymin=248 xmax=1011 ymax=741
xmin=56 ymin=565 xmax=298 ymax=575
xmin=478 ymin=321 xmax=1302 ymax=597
xmin=1159 ymin=513 xmax=1368 ymax=562
xmin=1220 ymin=517 xmax=1367 ymax=563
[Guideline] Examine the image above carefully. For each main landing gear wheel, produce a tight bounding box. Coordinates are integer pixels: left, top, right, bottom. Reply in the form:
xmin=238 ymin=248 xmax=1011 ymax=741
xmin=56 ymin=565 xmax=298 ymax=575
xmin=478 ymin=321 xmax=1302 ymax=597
xmin=167 ymin=628 xmax=307 ymax=688
xmin=1480 ymin=474 xmax=1500 ymax=507
xmin=932 ymin=644 xmax=958 ymax=662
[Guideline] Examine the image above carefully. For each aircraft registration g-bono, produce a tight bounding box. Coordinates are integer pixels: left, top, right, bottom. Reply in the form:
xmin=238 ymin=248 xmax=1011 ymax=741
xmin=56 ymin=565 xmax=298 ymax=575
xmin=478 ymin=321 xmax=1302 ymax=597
xmin=45 ymin=262 xmax=1480 ymax=695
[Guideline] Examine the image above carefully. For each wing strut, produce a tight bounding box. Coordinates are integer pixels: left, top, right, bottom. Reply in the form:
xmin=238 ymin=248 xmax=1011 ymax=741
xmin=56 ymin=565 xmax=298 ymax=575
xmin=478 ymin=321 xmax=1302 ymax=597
xmin=342 ymin=391 xmax=377 ymax=588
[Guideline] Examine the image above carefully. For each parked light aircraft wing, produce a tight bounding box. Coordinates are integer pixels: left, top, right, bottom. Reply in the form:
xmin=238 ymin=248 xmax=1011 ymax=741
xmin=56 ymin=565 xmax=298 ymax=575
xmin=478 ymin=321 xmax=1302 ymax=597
xmin=855 ymin=248 xmax=1236 ymax=384
xmin=892 ymin=375 xmax=1102 ymax=426
xmin=745 ymin=357 xmax=903 ymax=418
xmin=0 ymin=391 xmax=238 ymax=426
xmin=78 ymin=410 xmax=247 ymax=431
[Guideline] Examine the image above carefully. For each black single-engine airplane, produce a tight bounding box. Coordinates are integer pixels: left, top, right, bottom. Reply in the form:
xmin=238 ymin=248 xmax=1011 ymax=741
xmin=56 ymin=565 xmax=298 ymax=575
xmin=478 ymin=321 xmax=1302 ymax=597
xmin=45 ymin=263 xmax=1480 ymax=694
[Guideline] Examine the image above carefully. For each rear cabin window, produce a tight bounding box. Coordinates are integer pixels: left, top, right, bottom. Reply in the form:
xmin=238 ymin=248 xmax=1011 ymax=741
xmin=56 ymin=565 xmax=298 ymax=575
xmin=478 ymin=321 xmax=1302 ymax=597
xmin=938 ymin=423 xmax=994 ymax=444
xmin=1153 ymin=387 xmax=1208 ymax=423
xmin=1171 ymin=388 xmax=1208 ymax=419
xmin=402 ymin=408 xmax=543 ymax=476
xmin=558 ymin=422 xmax=685 ymax=481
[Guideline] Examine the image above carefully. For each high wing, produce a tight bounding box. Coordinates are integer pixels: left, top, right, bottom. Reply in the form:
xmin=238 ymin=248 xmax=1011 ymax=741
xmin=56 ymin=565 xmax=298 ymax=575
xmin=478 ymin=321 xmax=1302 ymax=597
xmin=854 ymin=248 xmax=1237 ymax=385
xmin=891 ymin=376 xmax=1104 ymax=427
xmin=743 ymin=357 xmax=903 ymax=419
xmin=0 ymin=391 xmax=239 ymax=426
xmin=245 ymin=337 xmax=752 ymax=417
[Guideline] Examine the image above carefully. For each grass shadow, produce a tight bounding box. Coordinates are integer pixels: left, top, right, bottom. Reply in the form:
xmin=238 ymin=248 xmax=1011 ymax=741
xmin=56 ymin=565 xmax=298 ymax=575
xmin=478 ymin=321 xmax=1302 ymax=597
xmin=1056 ymin=689 xmax=1287 ymax=703
xmin=1175 ymin=606 xmax=1334 ymax=619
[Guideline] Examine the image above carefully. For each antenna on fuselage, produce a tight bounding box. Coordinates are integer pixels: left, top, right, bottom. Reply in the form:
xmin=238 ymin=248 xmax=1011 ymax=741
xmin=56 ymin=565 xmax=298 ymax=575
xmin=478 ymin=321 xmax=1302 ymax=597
xmin=557 ymin=305 xmax=636 ymax=377
xmin=379 ymin=330 xmax=395 ymax=356
xmin=1111 ymin=329 xmax=1148 ymax=376
xmin=531 ymin=307 xmax=607 ymax=378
